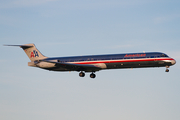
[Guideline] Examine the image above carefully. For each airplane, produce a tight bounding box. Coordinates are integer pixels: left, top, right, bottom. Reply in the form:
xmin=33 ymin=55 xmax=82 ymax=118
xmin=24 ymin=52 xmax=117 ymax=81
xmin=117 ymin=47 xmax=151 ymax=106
xmin=5 ymin=43 xmax=176 ymax=78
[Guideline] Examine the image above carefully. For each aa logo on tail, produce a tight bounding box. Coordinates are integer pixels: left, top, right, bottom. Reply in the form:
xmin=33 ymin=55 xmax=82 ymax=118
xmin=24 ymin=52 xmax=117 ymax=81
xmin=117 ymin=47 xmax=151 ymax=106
xmin=30 ymin=50 xmax=39 ymax=58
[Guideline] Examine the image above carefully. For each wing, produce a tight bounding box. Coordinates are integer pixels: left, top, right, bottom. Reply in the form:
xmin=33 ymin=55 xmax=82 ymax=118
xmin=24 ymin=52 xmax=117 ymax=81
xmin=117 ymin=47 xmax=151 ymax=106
xmin=42 ymin=60 xmax=102 ymax=72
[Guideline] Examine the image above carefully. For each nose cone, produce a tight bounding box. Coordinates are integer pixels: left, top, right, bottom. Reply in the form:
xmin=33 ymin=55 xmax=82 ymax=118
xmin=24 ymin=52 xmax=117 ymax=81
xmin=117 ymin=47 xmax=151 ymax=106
xmin=171 ymin=59 xmax=176 ymax=65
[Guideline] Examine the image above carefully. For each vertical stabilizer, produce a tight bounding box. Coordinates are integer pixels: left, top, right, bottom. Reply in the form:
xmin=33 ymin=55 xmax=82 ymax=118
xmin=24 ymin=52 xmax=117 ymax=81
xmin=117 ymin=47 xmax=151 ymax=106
xmin=4 ymin=43 xmax=47 ymax=61
xmin=21 ymin=44 xmax=47 ymax=61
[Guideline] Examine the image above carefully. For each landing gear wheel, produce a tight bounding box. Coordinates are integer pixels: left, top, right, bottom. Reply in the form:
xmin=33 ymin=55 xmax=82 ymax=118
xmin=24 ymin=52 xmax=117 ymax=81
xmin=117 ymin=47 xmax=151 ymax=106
xmin=165 ymin=69 xmax=169 ymax=72
xmin=90 ymin=73 xmax=96 ymax=78
xmin=79 ymin=72 xmax=85 ymax=77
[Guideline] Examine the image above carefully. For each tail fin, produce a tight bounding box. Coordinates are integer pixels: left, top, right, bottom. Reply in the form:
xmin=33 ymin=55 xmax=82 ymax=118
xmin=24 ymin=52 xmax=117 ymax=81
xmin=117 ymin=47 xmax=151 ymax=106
xmin=4 ymin=43 xmax=47 ymax=61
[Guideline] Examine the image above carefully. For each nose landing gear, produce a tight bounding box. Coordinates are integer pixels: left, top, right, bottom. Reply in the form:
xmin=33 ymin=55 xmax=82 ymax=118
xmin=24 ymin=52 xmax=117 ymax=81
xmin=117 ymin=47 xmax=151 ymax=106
xmin=165 ymin=69 xmax=169 ymax=72
xmin=165 ymin=66 xmax=169 ymax=72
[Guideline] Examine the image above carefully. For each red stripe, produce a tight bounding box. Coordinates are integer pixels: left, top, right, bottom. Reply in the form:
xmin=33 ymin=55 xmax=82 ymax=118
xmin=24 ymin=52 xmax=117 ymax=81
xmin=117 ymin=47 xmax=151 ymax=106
xmin=72 ymin=58 xmax=174 ymax=65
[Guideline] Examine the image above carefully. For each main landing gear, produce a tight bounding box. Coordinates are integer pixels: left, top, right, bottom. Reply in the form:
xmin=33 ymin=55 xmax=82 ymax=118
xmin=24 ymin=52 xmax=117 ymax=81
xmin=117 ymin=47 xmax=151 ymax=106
xmin=79 ymin=71 xmax=85 ymax=77
xmin=90 ymin=72 xmax=96 ymax=78
xmin=165 ymin=66 xmax=169 ymax=72
xmin=79 ymin=71 xmax=96 ymax=78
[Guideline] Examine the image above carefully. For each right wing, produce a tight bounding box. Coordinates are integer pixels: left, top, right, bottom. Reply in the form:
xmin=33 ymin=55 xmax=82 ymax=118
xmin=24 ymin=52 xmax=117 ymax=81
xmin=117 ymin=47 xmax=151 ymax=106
xmin=42 ymin=60 xmax=102 ymax=72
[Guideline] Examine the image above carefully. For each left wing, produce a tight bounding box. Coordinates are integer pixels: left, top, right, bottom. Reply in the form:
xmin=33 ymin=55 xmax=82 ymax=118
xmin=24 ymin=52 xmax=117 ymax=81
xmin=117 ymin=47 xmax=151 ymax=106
xmin=42 ymin=60 xmax=102 ymax=72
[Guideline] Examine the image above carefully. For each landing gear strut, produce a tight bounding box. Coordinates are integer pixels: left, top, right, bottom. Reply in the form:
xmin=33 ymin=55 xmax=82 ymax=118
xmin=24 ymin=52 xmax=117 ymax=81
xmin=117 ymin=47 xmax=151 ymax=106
xmin=90 ymin=72 xmax=96 ymax=78
xmin=79 ymin=71 xmax=85 ymax=77
xmin=165 ymin=66 xmax=169 ymax=72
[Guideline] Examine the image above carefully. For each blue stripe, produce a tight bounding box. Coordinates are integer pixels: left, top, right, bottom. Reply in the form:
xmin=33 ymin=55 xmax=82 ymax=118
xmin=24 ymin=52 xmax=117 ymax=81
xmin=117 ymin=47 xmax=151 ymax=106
xmin=44 ymin=52 xmax=169 ymax=63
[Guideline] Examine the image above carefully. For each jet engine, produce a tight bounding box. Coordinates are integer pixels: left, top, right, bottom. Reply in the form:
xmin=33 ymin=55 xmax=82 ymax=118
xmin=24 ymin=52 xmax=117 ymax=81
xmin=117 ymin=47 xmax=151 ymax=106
xmin=28 ymin=61 xmax=55 ymax=68
xmin=36 ymin=61 xmax=55 ymax=68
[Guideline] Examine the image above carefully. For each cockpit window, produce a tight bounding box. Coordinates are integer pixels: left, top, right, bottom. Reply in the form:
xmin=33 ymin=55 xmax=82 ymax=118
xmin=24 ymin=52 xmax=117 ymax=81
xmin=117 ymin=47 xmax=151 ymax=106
xmin=160 ymin=54 xmax=168 ymax=57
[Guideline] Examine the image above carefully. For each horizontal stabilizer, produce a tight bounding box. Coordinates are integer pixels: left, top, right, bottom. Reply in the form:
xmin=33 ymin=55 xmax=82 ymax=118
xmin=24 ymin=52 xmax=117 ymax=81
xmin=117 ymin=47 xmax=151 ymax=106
xmin=4 ymin=44 xmax=33 ymax=49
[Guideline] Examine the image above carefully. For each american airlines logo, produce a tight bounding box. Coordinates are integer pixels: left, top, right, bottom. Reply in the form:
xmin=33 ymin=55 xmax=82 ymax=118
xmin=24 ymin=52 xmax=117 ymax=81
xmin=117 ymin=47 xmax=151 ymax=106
xmin=30 ymin=50 xmax=39 ymax=58
xmin=124 ymin=54 xmax=146 ymax=57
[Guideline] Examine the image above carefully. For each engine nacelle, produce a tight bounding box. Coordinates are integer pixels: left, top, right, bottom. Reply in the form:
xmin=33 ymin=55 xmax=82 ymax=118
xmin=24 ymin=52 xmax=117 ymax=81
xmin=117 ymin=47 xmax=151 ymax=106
xmin=28 ymin=62 xmax=36 ymax=67
xmin=36 ymin=62 xmax=55 ymax=68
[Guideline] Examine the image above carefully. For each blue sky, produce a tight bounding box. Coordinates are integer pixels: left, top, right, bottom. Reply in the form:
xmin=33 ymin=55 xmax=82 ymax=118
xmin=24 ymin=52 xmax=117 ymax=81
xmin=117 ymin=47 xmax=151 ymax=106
xmin=0 ymin=0 xmax=180 ymax=120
